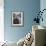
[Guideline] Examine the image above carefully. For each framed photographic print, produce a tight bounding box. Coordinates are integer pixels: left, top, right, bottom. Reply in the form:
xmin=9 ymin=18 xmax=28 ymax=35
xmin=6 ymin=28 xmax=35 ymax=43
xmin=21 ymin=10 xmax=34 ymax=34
xmin=12 ymin=11 xmax=24 ymax=26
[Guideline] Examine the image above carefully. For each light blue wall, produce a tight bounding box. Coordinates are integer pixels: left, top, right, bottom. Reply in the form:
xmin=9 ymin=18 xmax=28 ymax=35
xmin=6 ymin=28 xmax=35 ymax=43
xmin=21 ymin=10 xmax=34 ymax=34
xmin=40 ymin=0 xmax=46 ymax=27
xmin=4 ymin=0 xmax=40 ymax=42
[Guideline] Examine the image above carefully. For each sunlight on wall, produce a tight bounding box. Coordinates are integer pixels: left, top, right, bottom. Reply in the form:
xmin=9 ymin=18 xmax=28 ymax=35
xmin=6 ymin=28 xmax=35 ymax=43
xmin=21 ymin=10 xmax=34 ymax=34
xmin=0 ymin=0 xmax=4 ymax=42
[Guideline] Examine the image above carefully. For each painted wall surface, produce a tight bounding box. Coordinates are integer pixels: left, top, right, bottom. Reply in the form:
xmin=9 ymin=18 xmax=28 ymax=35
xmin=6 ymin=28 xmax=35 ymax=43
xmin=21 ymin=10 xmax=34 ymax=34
xmin=4 ymin=0 xmax=40 ymax=42
xmin=40 ymin=0 xmax=46 ymax=27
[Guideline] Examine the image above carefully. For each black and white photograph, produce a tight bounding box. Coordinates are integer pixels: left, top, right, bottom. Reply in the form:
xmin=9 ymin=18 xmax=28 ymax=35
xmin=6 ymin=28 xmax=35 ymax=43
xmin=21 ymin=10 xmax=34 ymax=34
xmin=12 ymin=11 xmax=24 ymax=26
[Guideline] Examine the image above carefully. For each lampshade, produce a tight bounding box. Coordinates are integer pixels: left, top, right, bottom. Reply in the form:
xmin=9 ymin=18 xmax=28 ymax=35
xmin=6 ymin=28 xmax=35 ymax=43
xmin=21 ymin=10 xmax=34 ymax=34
xmin=0 ymin=0 xmax=4 ymax=7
